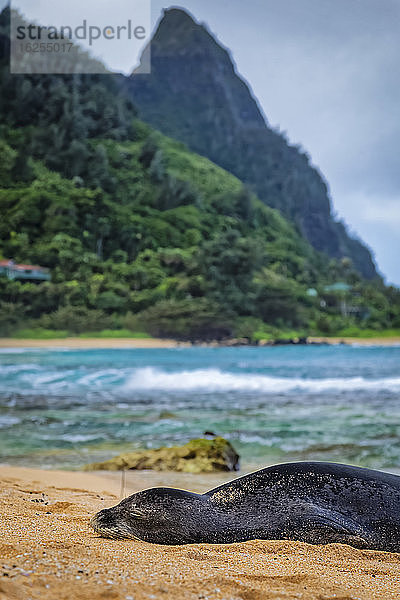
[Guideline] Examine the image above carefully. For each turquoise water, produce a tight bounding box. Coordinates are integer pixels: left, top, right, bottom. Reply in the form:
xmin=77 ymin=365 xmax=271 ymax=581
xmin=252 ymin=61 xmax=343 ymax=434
xmin=0 ymin=345 xmax=399 ymax=470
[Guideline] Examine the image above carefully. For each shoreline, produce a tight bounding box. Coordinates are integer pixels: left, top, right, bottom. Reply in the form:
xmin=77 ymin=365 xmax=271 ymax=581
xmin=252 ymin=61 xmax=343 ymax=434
xmin=307 ymin=336 xmax=400 ymax=346
xmin=0 ymin=337 xmax=189 ymax=349
xmin=0 ymin=335 xmax=399 ymax=348
xmin=1 ymin=465 xmax=400 ymax=599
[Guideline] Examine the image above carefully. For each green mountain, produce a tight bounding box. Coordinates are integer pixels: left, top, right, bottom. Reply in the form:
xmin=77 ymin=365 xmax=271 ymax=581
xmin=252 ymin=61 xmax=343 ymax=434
xmin=0 ymin=7 xmax=398 ymax=340
xmin=128 ymin=8 xmax=377 ymax=280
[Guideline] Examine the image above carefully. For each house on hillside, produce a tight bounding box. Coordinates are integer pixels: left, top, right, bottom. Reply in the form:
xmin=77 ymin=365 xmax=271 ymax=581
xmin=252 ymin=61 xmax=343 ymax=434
xmin=323 ymin=282 xmax=352 ymax=294
xmin=322 ymin=281 xmax=368 ymax=319
xmin=0 ymin=259 xmax=51 ymax=282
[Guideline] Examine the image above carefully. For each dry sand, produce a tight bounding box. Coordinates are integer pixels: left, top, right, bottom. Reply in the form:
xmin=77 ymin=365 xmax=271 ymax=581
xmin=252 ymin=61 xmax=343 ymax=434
xmin=0 ymin=338 xmax=187 ymax=349
xmin=1 ymin=466 xmax=400 ymax=599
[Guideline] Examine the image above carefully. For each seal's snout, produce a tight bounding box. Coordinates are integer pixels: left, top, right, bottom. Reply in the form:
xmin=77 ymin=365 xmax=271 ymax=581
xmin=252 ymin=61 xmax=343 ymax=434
xmin=89 ymin=514 xmax=99 ymax=531
xmin=90 ymin=507 xmax=139 ymax=540
xmin=91 ymin=508 xmax=106 ymax=524
xmin=90 ymin=508 xmax=114 ymax=536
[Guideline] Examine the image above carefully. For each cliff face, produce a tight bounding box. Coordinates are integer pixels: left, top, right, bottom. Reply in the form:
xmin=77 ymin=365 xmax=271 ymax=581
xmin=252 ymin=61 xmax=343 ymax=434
xmin=128 ymin=8 xmax=377 ymax=279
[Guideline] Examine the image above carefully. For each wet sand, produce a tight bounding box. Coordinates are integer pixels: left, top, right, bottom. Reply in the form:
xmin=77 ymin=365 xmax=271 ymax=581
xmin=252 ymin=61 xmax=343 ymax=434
xmin=1 ymin=466 xmax=400 ymax=599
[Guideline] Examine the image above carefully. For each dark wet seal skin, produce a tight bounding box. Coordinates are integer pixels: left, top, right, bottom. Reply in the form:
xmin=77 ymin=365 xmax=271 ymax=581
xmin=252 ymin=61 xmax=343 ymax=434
xmin=90 ymin=462 xmax=400 ymax=551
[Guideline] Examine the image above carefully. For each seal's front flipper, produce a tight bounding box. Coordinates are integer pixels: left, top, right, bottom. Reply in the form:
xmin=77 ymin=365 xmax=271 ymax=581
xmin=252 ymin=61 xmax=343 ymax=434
xmin=295 ymin=520 xmax=370 ymax=548
xmin=289 ymin=505 xmax=371 ymax=549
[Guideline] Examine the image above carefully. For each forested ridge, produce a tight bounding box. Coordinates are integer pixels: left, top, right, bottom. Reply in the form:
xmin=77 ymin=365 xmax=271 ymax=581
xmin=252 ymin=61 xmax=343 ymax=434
xmin=0 ymin=7 xmax=399 ymax=340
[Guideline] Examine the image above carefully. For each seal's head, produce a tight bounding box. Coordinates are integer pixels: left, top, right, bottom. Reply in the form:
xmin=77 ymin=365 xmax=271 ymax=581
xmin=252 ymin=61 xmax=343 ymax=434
xmin=90 ymin=487 xmax=214 ymax=545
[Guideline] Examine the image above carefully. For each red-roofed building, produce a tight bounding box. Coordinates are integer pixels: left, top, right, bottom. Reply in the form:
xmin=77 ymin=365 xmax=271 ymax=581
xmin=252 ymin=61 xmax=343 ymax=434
xmin=0 ymin=259 xmax=50 ymax=282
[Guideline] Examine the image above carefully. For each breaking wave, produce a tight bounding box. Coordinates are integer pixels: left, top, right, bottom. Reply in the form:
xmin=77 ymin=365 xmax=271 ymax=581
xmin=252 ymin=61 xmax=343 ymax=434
xmin=124 ymin=367 xmax=400 ymax=394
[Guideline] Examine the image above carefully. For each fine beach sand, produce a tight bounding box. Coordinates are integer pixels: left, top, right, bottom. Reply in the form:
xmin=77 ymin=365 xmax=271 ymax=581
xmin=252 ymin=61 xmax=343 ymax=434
xmin=0 ymin=338 xmax=187 ymax=349
xmin=1 ymin=467 xmax=400 ymax=599
xmin=0 ymin=336 xmax=400 ymax=349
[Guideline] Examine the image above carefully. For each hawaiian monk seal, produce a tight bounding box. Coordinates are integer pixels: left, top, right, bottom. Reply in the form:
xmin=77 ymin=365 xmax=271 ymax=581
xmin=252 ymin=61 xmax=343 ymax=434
xmin=90 ymin=462 xmax=400 ymax=551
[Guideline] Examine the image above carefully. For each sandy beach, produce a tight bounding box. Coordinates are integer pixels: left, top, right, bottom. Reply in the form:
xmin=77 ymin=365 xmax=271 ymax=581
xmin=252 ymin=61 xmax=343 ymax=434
xmin=1 ymin=466 xmax=400 ymax=600
xmin=0 ymin=338 xmax=187 ymax=349
xmin=0 ymin=336 xmax=399 ymax=349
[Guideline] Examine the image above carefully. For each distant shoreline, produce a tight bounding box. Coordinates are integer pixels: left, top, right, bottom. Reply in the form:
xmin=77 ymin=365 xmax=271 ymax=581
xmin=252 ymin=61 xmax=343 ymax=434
xmin=307 ymin=336 xmax=400 ymax=346
xmin=0 ymin=336 xmax=399 ymax=348
xmin=0 ymin=337 xmax=187 ymax=349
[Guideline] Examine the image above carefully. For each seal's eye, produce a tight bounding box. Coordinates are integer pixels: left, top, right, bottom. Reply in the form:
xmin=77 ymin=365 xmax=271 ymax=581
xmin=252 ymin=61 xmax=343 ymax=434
xmin=130 ymin=508 xmax=148 ymax=519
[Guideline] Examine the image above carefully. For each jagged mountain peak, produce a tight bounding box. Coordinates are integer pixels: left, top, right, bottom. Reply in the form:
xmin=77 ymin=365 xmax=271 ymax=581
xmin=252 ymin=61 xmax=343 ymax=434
xmin=132 ymin=7 xmax=266 ymax=130
xmin=161 ymin=7 xmax=197 ymax=25
xmin=150 ymin=6 xmax=234 ymax=65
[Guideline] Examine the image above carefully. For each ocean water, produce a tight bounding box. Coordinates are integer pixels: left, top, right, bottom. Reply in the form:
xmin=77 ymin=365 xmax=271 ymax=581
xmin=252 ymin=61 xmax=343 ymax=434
xmin=0 ymin=345 xmax=399 ymax=470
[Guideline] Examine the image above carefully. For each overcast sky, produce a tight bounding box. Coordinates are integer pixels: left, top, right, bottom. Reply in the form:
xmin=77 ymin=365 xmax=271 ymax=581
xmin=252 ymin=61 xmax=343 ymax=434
xmin=4 ymin=0 xmax=400 ymax=284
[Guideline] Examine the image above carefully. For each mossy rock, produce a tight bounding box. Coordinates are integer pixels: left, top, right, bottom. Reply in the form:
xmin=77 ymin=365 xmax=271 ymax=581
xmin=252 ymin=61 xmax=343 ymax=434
xmin=84 ymin=437 xmax=239 ymax=473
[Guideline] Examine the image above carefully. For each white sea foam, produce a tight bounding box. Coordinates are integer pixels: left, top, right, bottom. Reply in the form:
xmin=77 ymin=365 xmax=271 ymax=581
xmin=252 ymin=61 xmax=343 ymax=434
xmin=351 ymin=343 xmax=400 ymax=349
xmin=77 ymin=369 xmax=123 ymax=387
xmin=0 ymin=348 xmax=38 ymax=354
xmin=60 ymin=433 xmax=101 ymax=443
xmin=0 ymin=364 xmax=42 ymax=374
xmin=2 ymin=365 xmax=400 ymax=396
xmin=123 ymin=367 xmax=400 ymax=394
xmin=0 ymin=415 xmax=21 ymax=428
